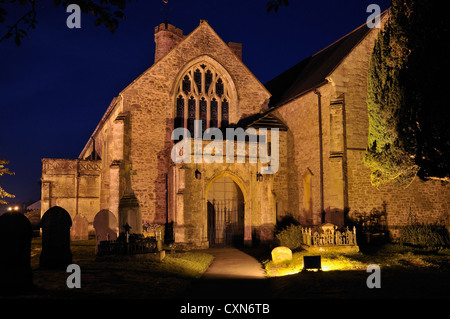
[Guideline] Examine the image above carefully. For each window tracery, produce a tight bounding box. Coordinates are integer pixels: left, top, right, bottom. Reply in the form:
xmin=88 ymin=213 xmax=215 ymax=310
xmin=175 ymin=63 xmax=232 ymax=136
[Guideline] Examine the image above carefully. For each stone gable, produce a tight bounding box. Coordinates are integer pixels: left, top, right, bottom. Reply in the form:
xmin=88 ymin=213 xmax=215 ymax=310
xmin=117 ymin=20 xmax=271 ymax=227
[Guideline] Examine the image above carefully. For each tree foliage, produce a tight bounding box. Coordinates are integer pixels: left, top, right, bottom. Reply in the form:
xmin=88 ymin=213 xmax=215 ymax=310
xmin=365 ymin=0 xmax=450 ymax=188
xmin=0 ymin=0 xmax=133 ymax=46
xmin=266 ymin=0 xmax=289 ymax=13
xmin=0 ymin=159 xmax=14 ymax=205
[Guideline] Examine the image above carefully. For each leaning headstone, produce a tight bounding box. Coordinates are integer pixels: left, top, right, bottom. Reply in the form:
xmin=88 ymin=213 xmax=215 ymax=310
xmin=0 ymin=212 xmax=33 ymax=293
xmin=271 ymin=246 xmax=293 ymax=264
xmin=39 ymin=206 xmax=72 ymax=269
xmin=71 ymin=214 xmax=89 ymax=241
xmin=93 ymin=209 xmax=118 ymax=254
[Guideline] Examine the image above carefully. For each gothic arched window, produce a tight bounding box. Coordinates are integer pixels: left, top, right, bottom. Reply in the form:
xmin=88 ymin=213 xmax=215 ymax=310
xmin=175 ymin=62 xmax=233 ymax=135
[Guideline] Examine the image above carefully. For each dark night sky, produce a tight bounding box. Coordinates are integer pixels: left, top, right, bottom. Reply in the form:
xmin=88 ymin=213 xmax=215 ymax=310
xmin=0 ymin=0 xmax=389 ymax=204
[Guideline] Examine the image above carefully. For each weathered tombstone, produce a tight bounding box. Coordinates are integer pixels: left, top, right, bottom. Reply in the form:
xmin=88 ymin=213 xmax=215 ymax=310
xmin=271 ymin=246 xmax=293 ymax=264
xmin=93 ymin=209 xmax=118 ymax=254
xmin=321 ymin=223 xmax=337 ymax=245
xmin=0 ymin=212 xmax=33 ymax=293
xmin=71 ymin=214 xmax=89 ymax=241
xmin=39 ymin=206 xmax=73 ymax=269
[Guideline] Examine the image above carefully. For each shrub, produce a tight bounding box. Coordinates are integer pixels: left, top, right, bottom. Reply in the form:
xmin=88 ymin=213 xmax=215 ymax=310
xmin=275 ymin=224 xmax=303 ymax=250
xmin=275 ymin=215 xmax=300 ymax=235
xmin=399 ymin=223 xmax=450 ymax=248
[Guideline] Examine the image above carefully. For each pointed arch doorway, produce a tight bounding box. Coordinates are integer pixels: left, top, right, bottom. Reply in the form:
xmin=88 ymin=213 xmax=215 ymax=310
xmin=207 ymin=176 xmax=245 ymax=247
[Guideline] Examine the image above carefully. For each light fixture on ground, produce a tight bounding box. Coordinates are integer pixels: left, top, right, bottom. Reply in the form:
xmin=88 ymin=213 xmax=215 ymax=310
xmin=302 ymin=255 xmax=322 ymax=272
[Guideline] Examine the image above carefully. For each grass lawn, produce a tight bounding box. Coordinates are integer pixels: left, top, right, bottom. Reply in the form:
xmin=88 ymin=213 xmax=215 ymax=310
xmin=7 ymin=237 xmax=450 ymax=300
xmin=264 ymin=244 xmax=450 ymax=298
xmin=21 ymin=237 xmax=214 ymax=299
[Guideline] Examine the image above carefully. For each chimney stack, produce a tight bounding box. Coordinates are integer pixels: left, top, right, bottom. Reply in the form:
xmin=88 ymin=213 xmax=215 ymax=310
xmin=228 ymin=42 xmax=242 ymax=60
xmin=154 ymin=23 xmax=184 ymax=63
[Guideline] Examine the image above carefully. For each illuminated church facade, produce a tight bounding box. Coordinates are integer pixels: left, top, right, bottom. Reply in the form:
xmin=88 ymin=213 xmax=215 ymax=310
xmin=41 ymin=15 xmax=450 ymax=247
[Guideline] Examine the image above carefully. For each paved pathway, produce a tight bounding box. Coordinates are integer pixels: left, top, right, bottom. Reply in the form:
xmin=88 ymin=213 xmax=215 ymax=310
xmin=184 ymin=247 xmax=271 ymax=299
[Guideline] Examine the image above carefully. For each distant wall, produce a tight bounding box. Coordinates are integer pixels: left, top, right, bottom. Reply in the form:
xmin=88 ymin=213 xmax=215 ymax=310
xmin=41 ymin=159 xmax=101 ymax=232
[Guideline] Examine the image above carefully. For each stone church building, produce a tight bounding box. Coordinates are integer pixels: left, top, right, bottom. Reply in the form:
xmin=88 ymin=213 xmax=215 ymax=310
xmin=41 ymin=13 xmax=450 ymax=248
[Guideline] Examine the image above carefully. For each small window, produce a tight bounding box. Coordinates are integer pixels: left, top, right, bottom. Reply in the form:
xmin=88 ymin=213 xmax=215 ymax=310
xmin=188 ymin=96 xmax=196 ymax=135
xmin=200 ymin=97 xmax=207 ymax=133
xmin=210 ymin=98 xmax=218 ymax=128
xmin=221 ymin=98 xmax=229 ymax=128
xmin=182 ymin=75 xmax=190 ymax=94
xmin=216 ymin=78 xmax=224 ymax=97
xmin=205 ymin=70 xmax=213 ymax=94
xmin=175 ymin=95 xmax=184 ymax=130
xmin=194 ymin=69 xmax=202 ymax=94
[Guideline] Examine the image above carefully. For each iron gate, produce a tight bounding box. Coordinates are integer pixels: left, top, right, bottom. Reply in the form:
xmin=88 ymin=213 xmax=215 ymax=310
xmin=207 ymin=199 xmax=244 ymax=246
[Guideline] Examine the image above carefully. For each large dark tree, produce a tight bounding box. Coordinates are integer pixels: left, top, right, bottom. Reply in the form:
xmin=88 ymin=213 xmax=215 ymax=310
xmin=365 ymin=0 xmax=450 ymax=188
xmin=0 ymin=0 xmax=133 ymax=46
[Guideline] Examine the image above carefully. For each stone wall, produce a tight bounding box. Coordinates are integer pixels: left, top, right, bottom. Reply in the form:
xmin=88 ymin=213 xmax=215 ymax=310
xmin=41 ymin=159 xmax=101 ymax=233
xmin=329 ymin=18 xmax=450 ymax=237
xmin=273 ymin=83 xmax=340 ymax=226
xmin=274 ymin=17 xmax=450 ymax=238
xmin=346 ymin=151 xmax=450 ymax=237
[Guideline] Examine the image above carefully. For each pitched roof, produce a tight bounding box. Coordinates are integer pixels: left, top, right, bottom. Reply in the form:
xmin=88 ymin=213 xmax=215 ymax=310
xmin=265 ymin=12 xmax=387 ymax=108
xmin=237 ymin=112 xmax=288 ymax=131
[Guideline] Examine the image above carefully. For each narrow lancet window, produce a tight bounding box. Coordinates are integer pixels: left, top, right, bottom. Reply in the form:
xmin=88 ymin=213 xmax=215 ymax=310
xmin=205 ymin=70 xmax=213 ymax=94
xmin=210 ymin=98 xmax=218 ymax=128
xmin=188 ymin=96 xmax=196 ymax=136
xmin=216 ymin=78 xmax=224 ymax=97
xmin=194 ymin=69 xmax=202 ymax=94
xmin=175 ymin=95 xmax=184 ymax=130
xmin=182 ymin=75 xmax=191 ymax=94
xmin=200 ymin=97 xmax=207 ymax=133
xmin=221 ymin=98 xmax=229 ymax=128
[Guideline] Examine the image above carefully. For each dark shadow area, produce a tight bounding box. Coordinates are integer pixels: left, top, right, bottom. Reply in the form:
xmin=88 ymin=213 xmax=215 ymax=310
xmin=348 ymin=204 xmax=390 ymax=246
xmin=274 ymin=215 xmax=300 ymax=235
xmin=237 ymin=245 xmax=273 ymax=264
xmin=269 ymin=267 xmax=450 ymax=299
xmin=183 ymin=277 xmax=272 ymax=299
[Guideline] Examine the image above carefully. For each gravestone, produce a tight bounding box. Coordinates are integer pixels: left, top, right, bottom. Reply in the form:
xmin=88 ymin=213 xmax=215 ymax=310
xmin=39 ymin=206 xmax=73 ymax=269
xmin=271 ymin=246 xmax=293 ymax=264
xmin=71 ymin=214 xmax=89 ymax=241
xmin=0 ymin=212 xmax=33 ymax=293
xmin=321 ymin=223 xmax=337 ymax=233
xmin=93 ymin=209 xmax=118 ymax=254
